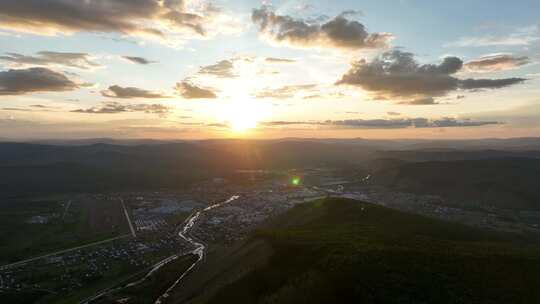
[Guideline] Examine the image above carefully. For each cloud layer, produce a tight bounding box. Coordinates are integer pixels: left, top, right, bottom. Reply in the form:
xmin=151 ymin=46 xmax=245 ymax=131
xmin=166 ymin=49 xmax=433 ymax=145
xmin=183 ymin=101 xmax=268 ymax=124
xmin=465 ymin=54 xmax=530 ymax=72
xmin=337 ymin=50 xmax=526 ymax=104
xmin=0 ymin=51 xmax=101 ymax=69
xmin=101 ymin=85 xmax=168 ymax=99
xmin=447 ymin=25 xmax=540 ymax=47
xmin=252 ymin=6 xmax=392 ymax=50
xmin=72 ymin=101 xmax=171 ymax=116
xmin=175 ymin=81 xmax=217 ymax=99
xmin=122 ymin=56 xmax=156 ymax=65
xmin=262 ymin=117 xmax=502 ymax=129
xmin=255 ymin=84 xmax=317 ymax=99
xmin=0 ymin=0 xmax=237 ymax=42
xmin=265 ymin=57 xmax=296 ymax=63
xmin=0 ymin=67 xmax=79 ymax=95
xmin=197 ymin=59 xmax=236 ymax=78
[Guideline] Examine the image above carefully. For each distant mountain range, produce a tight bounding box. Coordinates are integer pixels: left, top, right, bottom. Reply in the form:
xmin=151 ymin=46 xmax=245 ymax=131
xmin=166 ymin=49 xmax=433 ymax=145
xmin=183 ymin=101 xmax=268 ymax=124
xmin=1 ymin=139 xmax=539 ymax=200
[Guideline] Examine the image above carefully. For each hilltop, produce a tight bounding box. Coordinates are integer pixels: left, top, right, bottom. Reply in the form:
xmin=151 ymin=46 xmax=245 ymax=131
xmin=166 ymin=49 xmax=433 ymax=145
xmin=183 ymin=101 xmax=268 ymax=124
xmin=177 ymin=198 xmax=540 ymax=304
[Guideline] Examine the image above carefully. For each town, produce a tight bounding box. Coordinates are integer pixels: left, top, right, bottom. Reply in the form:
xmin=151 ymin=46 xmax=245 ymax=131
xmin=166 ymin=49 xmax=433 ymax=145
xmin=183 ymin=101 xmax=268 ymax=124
xmin=1 ymin=168 xmax=539 ymax=303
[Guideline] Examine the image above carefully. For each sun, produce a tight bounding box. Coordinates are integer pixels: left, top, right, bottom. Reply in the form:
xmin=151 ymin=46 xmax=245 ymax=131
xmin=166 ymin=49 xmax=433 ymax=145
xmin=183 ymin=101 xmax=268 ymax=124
xmin=229 ymin=114 xmax=258 ymax=132
xmin=223 ymin=98 xmax=268 ymax=133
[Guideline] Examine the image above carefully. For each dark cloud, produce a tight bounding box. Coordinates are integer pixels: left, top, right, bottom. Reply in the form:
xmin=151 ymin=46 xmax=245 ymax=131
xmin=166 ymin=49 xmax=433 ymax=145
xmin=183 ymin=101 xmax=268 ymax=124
xmin=459 ymin=77 xmax=526 ymax=90
xmin=465 ymin=54 xmax=530 ymax=72
xmin=101 ymin=85 xmax=168 ymax=99
xmin=2 ymin=107 xmax=32 ymax=112
xmin=198 ymin=59 xmax=236 ymax=78
xmin=265 ymin=57 xmax=296 ymax=63
xmin=122 ymin=56 xmax=156 ymax=65
xmin=337 ymin=50 xmax=526 ymax=104
xmin=0 ymin=0 xmax=232 ymax=42
xmin=0 ymin=51 xmax=101 ymax=69
xmin=0 ymin=67 xmax=79 ymax=95
xmin=255 ymin=84 xmax=317 ymax=99
xmin=261 ymin=117 xmax=502 ymax=129
xmin=175 ymin=81 xmax=217 ymax=99
xmin=72 ymin=101 xmax=171 ymax=116
xmin=387 ymin=111 xmax=400 ymax=116
xmin=251 ymin=6 xmax=392 ymax=50
xmin=399 ymin=97 xmax=437 ymax=105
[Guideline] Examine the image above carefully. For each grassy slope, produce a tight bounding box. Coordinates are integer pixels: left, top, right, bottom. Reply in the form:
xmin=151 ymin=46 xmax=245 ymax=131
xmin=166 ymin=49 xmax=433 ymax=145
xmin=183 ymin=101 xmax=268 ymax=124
xmin=204 ymin=198 xmax=540 ymax=304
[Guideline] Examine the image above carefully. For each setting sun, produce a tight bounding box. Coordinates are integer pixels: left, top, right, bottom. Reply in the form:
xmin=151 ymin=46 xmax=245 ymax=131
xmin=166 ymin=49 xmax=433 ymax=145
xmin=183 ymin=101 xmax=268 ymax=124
xmin=223 ymin=98 xmax=269 ymax=133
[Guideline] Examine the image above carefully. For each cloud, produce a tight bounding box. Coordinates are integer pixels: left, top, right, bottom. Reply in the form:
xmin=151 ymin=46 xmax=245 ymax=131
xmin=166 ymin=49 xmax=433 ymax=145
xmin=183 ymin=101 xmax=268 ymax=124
xmin=72 ymin=101 xmax=171 ymax=116
xmin=0 ymin=67 xmax=79 ymax=95
xmin=398 ymin=97 xmax=437 ymax=105
xmin=446 ymin=25 xmax=540 ymax=47
xmin=261 ymin=117 xmax=502 ymax=129
xmin=206 ymin=122 xmax=228 ymax=128
xmin=175 ymin=81 xmax=217 ymax=99
xmin=265 ymin=57 xmax=296 ymax=63
xmin=122 ymin=56 xmax=156 ymax=65
xmin=464 ymin=54 xmax=530 ymax=72
xmin=459 ymin=78 xmax=526 ymax=90
xmin=0 ymin=0 xmax=239 ymax=43
xmin=254 ymin=84 xmax=317 ymax=99
xmin=387 ymin=111 xmax=400 ymax=116
xmin=251 ymin=6 xmax=392 ymax=50
xmin=0 ymin=51 xmax=101 ymax=69
xmin=197 ymin=59 xmax=236 ymax=78
xmin=1 ymin=107 xmax=33 ymax=112
xmin=101 ymin=85 xmax=168 ymax=99
xmin=196 ymin=56 xmax=284 ymax=80
xmin=336 ymin=49 xmax=526 ymax=104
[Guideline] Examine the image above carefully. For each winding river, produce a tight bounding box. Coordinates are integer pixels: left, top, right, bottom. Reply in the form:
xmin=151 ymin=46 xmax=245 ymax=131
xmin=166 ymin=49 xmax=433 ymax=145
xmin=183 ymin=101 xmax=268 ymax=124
xmin=154 ymin=195 xmax=240 ymax=303
xmin=81 ymin=195 xmax=240 ymax=304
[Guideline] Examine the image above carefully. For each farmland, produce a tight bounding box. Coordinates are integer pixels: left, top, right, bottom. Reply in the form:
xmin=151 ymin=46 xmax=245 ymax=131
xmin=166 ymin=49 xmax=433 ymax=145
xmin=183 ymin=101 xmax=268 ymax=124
xmin=0 ymin=195 xmax=129 ymax=265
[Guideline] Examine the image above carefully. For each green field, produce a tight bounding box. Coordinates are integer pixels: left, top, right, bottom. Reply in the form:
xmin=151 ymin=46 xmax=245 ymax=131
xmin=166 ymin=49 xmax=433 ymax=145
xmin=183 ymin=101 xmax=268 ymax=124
xmin=0 ymin=195 xmax=129 ymax=265
xmin=199 ymin=198 xmax=540 ymax=304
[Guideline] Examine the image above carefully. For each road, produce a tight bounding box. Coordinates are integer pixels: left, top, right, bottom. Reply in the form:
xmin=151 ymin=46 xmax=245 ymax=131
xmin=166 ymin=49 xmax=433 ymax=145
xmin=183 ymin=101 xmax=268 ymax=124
xmin=62 ymin=200 xmax=72 ymax=221
xmin=120 ymin=198 xmax=137 ymax=238
xmin=0 ymin=234 xmax=130 ymax=271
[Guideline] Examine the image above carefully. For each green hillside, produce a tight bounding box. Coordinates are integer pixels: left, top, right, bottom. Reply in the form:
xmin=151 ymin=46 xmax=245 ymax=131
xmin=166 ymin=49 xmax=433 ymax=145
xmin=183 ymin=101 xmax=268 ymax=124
xmin=204 ymin=198 xmax=540 ymax=304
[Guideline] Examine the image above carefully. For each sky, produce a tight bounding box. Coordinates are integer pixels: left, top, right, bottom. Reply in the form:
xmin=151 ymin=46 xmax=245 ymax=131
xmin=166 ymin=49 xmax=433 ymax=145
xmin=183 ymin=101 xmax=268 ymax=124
xmin=1 ymin=0 xmax=539 ymax=140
